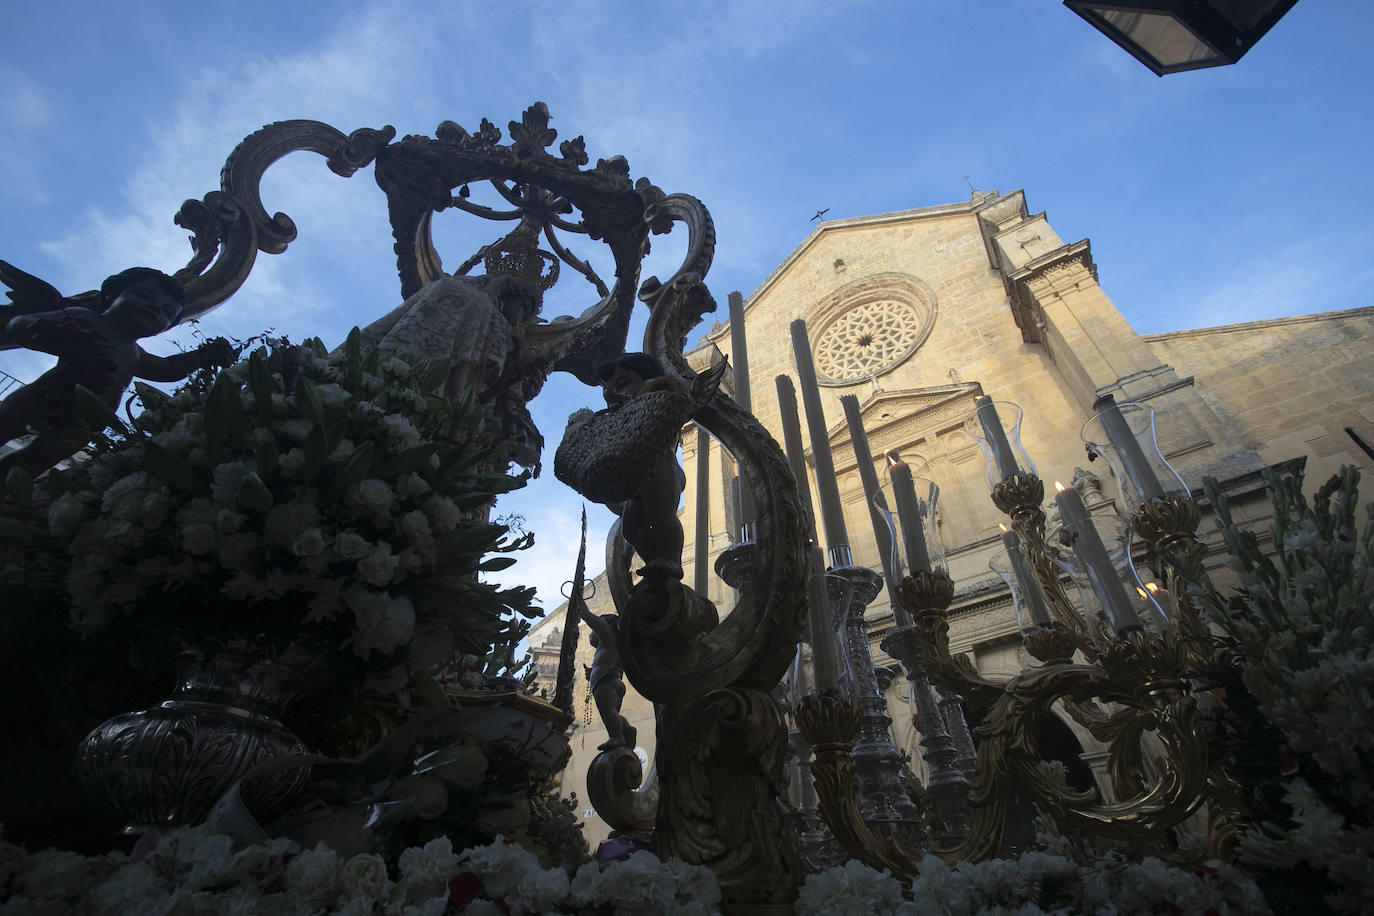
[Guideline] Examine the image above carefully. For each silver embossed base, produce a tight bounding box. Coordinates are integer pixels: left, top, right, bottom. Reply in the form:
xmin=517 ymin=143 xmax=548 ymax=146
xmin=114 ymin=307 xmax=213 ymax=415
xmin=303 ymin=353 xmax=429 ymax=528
xmin=828 ymin=565 xmax=926 ymax=851
xmin=74 ymin=641 xmax=318 ymax=830
xmin=880 ymin=625 xmax=973 ymax=844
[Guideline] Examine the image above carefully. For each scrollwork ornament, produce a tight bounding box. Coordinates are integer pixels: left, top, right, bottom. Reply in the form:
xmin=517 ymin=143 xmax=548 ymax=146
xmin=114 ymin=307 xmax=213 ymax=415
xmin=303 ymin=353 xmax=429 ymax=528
xmin=586 ymin=747 xmax=655 ymax=836
xmin=654 ymin=688 xmax=802 ymax=909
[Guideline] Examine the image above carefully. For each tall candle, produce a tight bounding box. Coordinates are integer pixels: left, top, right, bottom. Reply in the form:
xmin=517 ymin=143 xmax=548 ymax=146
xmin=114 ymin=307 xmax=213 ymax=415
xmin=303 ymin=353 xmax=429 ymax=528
xmin=886 ymin=451 xmax=932 ymax=577
xmin=1092 ymin=394 xmax=1165 ymax=502
xmin=974 ymin=396 xmax=1020 ymax=481
xmin=729 ymin=291 xmax=756 ymax=536
xmin=1000 ymin=526 xmax=1052 ymax=629
xmin=790 ymin=320 xmax=850 ymax=566
xmin=775 ymin=376 xmax=817 ymax=528
xmin=1054 ymin=482 xmax=1142 ymax=633
xmin=694 ymin=424 xmax=710 ymax=595
xmin=840 ymin=394 xmax=911 ymax=626
xmin=777 ymin=375 xmax=840 ymax=691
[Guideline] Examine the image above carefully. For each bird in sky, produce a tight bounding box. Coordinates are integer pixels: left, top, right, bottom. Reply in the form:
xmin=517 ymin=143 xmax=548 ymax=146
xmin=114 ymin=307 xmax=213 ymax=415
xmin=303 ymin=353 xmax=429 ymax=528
xmin=810 ymin=208 xmax=829 ymax=221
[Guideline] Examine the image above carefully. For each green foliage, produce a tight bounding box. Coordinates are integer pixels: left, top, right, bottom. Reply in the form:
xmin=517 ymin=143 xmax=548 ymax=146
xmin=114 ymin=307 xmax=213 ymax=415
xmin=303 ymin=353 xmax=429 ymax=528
xmin=1192 ymin=466 xmax=1374 ymax=913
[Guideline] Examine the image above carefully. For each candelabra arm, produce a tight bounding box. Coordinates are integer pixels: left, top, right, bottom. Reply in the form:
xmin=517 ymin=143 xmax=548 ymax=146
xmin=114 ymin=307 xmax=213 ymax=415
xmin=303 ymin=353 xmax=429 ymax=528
xmin=994 ymin=472 xmax=1100 ymax=661
xmin=895 ymin=573 xmax=1003 ymax=713
xmin=794 ymin=696 xmax=919 ymax=878
xmin=1133 ymin=497 xmax=1213 ymax=649
xmin=1026 ymin=630 xmax=1210 ymax=840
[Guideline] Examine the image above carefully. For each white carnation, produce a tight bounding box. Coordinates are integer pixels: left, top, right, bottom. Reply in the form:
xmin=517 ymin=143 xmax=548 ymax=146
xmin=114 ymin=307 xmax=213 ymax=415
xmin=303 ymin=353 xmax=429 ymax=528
xmin=424 ymin=495 xmax=461 ymax=530
xmin=398 ymin=472 xmax=431 ymax=499
xmin=282 ymin=844 xmax=340 ymax=907
xmin=349 ymin=591 xmax=415 ymax=656
xmin=211 ymin=461 xmax=256 ymax=503
xmin=400 ymin=510 xmax=433 ymax=547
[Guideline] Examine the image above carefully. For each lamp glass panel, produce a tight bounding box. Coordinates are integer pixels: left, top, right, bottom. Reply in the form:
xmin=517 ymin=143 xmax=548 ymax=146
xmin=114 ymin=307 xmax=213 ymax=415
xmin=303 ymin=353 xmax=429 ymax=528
xmin=1100 ymin=10 xmax=1224 ymax=67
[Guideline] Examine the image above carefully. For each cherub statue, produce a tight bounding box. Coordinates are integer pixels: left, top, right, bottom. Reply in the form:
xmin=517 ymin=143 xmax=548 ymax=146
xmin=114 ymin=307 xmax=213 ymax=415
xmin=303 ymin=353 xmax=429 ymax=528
xmin=595 ymin=353 xmax=688 ymax=576
xmin=578 ymin=608 xmax=636 ymax=751
xmin=0 ymin=263 xmax=233 ymax=477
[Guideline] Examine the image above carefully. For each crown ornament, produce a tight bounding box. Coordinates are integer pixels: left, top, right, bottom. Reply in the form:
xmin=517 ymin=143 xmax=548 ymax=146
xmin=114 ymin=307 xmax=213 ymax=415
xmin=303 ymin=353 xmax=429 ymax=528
xmin=481 ymin=222 xmax=559 ymax=293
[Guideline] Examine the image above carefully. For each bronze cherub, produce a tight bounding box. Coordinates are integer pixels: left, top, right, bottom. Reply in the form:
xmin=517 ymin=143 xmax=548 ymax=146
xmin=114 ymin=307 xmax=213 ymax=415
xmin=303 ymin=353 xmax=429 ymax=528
xmin=0 ymin=262 xmax=233 ymax=477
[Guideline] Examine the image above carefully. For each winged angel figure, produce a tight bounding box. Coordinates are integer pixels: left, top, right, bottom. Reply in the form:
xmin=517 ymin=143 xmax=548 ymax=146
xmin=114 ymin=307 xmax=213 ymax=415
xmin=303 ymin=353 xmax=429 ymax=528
xmin=0 ymin=261 xmax=233 ymax=477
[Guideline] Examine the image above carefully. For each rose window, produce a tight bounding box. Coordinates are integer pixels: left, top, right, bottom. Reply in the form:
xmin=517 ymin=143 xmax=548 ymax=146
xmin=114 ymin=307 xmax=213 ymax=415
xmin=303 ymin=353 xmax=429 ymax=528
xmin=814 ymin=298 xmax=925 ymax=383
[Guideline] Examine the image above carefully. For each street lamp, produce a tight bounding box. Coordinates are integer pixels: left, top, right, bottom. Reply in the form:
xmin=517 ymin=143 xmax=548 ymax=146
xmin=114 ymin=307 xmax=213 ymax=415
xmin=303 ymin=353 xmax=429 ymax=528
xmin=1064 ymin=0 xmax=1298 ymax=75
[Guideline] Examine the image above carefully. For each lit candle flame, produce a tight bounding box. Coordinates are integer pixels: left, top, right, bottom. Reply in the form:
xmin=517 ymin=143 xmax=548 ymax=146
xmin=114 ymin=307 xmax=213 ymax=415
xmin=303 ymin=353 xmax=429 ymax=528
xmin=998 ymin=522 xmax=1008 ymax=532
xmin=885 ymin=449 xmax=901 ymax=467
xmin=1054 ymin=481 xmax=1066 ymax=492
xmin=1144 ymin=582 xmax=1162 ymax=594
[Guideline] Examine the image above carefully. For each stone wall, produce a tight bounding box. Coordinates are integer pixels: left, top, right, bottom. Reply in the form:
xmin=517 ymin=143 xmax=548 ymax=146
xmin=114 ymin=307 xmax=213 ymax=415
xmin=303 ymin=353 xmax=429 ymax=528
xmin=1144 ymin=308 xmax=1374 ymax=487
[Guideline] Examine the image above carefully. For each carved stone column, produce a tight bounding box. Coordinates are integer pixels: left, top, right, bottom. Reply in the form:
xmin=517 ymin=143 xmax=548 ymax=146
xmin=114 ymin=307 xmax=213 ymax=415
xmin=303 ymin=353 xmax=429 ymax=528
xmin=829 ymin=566 xmax=925 ymax=850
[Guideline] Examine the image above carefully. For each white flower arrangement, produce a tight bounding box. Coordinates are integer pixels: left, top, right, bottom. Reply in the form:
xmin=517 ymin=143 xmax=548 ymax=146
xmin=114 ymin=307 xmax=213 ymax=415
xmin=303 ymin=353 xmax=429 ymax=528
xmin=1187 ymin=466 xmax=1374 ymax=912
xmin=2 ymin=823 xmax=1272 ymax=916
xmin=4 ymin=332 xmax=537 ymax=698
xmin=0 ymin=828 xmax=721 ymax=916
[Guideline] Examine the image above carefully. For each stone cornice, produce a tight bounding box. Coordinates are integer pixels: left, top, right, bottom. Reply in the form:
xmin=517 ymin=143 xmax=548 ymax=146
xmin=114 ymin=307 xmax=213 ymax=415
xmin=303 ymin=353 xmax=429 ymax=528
xmin=1142 ymin=304 xmax=1374 ymax=341
xmin=1005 ymin=239 xmax=1097 ymax=344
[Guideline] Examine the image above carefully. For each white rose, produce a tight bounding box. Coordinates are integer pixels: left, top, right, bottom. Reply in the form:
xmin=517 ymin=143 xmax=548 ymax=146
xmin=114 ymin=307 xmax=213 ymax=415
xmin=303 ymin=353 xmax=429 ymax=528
xmin=335 ymin=532 xmax=372 ymax=560
xmin=291 ymin=528 xmax=326 ymax=558
xmin=357 ymin=543 xmax=399 ymax=587
xmin=337 ymin=853 xmax=389 ymax=900
xmin=353 ymin=479 xmax=395 ymax=516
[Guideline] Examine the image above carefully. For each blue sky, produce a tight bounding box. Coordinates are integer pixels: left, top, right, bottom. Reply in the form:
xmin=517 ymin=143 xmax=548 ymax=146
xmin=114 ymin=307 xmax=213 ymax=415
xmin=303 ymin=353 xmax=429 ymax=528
xmin=2 ymin=0 xmax=1370 ymax=610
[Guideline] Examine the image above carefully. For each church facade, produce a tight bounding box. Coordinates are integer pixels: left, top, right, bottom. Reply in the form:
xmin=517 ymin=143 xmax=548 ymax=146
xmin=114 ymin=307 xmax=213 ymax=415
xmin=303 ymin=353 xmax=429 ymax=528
xmin=529 ymin=189 xmax=1374 ymax=843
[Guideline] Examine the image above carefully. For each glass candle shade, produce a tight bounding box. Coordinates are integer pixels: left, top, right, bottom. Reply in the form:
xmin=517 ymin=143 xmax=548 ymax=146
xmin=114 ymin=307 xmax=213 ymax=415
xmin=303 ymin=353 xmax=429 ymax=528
xmin=875 ymin=476 xmax=947 ymax=581
xmin=992 ymin=531 xmax=1054 ymax=634
xmin=1046 ymin=511 xmax=1169 ymax=643
xmin=823 ymin=570 xmax=860 ymax=700
xmin=964 ymin=398 xmax=1038 ymax=491
xmin=1080 ymin=399 xmax=1189 ymax=517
